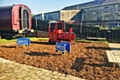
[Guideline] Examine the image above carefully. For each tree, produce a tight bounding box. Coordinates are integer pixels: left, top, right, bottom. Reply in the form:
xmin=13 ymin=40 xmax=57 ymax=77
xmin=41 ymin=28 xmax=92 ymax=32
xmin=31 ymin=14 xmax=35 ymax=18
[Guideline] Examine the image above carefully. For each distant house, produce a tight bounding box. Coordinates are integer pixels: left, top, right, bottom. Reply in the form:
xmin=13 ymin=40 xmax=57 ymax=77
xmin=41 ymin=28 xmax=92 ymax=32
xmin=34 ymin=10 xmax=80 ymax=22
xmin=63 ymin=0 xmax=120 ymax=27
xmin=35 ymin=0 xmax=120 ymax=27
xmin=62 ymin=0 xmax=105 ymax=10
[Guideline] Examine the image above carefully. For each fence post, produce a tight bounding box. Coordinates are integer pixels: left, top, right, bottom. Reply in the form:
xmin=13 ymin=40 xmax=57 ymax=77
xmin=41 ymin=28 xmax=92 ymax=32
xmin=80 ymin=22 xmax=83 ymax=39
xmin=107 ymin=30 xmax=111 ymax=42
xmin=35 ymin=18 xmax=38 ymax=37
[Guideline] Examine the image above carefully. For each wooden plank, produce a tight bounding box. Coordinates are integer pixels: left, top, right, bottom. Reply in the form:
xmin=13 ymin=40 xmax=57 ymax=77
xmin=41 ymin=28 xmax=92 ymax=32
xmin=111 ymin=51 xmax=117 ymax=63
xmin=106 ymin=51 xmax=115 ymax=62
xmin=106 ymin=51 xmax=120 ymax=63
xmin=87 ymin=37 xmax=106 ymax=40
xmin=112 ymin=51 xmax=120 ymax=63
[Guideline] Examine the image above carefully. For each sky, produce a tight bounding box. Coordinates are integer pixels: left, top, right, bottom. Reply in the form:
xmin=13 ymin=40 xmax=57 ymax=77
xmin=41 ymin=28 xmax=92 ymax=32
xmin=0 ymin=0 xmax=94 ymax=14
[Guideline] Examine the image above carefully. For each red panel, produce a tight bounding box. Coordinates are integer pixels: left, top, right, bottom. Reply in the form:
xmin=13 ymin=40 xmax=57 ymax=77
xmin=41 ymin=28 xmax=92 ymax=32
xmin=12 ymin=4 xmax=32 ymax=30
xmin=58 ymin=33 xmax=75 ymax=41
xmin=12 ymin=5 xmax=20 ymax=30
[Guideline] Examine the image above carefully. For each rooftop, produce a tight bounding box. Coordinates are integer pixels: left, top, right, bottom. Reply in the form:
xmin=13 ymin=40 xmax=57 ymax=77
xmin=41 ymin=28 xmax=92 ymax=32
xmin=62 ymin=0 xmax=120 ymax=10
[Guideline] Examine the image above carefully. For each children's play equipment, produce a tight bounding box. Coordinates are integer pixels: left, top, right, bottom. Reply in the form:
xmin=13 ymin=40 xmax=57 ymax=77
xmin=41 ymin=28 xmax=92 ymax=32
xmin=17 ymin=38 xmax=30 ymax=46
xmin=48 ymin=21 xmax=75 ymax=44
xmin=56 ymin=42 xmax=71 ymax=54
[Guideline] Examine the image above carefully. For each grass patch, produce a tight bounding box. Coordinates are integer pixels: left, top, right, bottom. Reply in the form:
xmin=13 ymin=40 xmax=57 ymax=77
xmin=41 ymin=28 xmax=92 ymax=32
xmin=76 ymin=39 xmax=108 ymax=44
xmin=0 ymin=37 xmax=108 ymax=45
xmin=0 ymin=39 xmax=16 ymax=44
xmin=0 ymin=37 xmax=49 ymax=44
xmin=29 ymin=37 xmax=49 ymax=41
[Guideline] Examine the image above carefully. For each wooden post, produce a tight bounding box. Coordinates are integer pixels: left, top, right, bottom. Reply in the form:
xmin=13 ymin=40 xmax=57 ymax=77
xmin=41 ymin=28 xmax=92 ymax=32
xmin=113 ymin=63 xmax=116 ymax=68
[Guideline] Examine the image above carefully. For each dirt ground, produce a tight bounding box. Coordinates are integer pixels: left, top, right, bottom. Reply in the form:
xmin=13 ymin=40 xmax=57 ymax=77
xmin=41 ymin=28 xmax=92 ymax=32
xmin=0 ymin=41 xmax=120 ymax=80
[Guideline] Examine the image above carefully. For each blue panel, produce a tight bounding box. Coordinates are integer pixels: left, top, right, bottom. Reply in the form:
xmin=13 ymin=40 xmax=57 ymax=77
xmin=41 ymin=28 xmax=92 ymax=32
xmin=17 ymin=38 xmax=30 ymax=46
xmin=56 ymin=42 xmax=71 ymax=54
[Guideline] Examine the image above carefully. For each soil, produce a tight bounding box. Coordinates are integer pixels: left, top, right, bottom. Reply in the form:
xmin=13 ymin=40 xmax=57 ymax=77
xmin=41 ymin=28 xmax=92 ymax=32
xmin=0 ymin=41 xmax=120 ymax=80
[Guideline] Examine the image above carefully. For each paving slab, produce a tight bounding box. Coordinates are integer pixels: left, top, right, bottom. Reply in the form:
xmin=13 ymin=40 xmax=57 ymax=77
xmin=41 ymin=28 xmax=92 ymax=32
xmin=0 ymin=58 xmax=85 ymax=80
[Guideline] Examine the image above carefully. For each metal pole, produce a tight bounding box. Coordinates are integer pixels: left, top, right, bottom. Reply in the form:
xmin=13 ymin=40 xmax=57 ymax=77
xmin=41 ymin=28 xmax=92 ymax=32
xmin=80 ymin=22 xmax=82 ymax=39
xmin=36 ymin=18 xmax=38 ymax=37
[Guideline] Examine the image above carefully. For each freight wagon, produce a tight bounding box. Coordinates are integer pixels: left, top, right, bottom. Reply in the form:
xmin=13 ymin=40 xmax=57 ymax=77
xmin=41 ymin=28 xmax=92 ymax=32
xmin=0 ymin=4 xmax=34 ymax=39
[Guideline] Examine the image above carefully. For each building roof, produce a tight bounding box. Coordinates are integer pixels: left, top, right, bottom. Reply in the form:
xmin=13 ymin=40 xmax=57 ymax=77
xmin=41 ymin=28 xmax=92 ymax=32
xmin=101 ymin=0 xmax=120 ymax=5
xmin=62 ymin=0 xmax=120 ymax=10
xmin=62 ymin=1 xmax=96 ymax=10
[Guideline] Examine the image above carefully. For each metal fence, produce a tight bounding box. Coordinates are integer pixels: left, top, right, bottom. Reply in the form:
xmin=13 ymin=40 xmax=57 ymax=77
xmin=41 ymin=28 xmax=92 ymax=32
xmin=31 ymin=19 xmax=120 ymax=43
xmin=32 ymin=19 xmax=48 ymax=32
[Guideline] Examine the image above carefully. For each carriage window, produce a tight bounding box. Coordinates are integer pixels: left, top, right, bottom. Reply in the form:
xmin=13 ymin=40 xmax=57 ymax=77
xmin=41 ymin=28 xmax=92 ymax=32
xmin=50 ymin=23 xmax=55 ymax=32
xmin=57 ymin=23 xmax=62 ymax=30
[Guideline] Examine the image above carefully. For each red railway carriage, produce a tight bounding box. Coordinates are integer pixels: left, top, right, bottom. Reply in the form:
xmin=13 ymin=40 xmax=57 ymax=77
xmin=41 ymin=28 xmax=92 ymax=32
xmin=0 ymin=4 xmax=34 ymax=38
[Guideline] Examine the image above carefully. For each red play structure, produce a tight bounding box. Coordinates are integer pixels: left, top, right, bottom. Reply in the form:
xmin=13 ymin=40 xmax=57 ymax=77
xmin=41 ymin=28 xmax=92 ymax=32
xmin=48 ymin=21 xmax=75 ymax=44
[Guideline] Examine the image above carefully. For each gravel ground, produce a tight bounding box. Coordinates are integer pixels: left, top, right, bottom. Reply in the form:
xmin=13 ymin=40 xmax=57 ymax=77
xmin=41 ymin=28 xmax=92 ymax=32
xmin=0 ymin=41 xmax=120 ymax=80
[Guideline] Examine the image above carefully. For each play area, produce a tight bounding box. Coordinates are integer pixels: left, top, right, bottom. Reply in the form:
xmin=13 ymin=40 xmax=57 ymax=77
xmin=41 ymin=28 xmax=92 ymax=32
xmin=1 ymin=1 xmax=120 ymax=80
xmin=0 ymin=39 xmax=120 ymax=80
